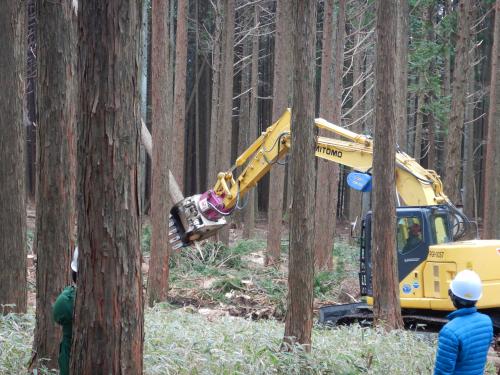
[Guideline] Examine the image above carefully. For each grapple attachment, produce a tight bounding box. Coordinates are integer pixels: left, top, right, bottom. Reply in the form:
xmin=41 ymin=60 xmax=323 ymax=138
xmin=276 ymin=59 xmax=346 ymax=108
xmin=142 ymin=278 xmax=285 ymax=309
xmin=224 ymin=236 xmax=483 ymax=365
xmin=168 ymin=190 xmax=229 ymax=249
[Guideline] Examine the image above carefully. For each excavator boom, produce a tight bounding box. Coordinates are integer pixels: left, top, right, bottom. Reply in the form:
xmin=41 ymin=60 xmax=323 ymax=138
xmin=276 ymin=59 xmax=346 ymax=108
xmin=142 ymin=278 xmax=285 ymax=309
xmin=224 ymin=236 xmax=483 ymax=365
xmin=169 ymin=109 xmax=466 ymax=248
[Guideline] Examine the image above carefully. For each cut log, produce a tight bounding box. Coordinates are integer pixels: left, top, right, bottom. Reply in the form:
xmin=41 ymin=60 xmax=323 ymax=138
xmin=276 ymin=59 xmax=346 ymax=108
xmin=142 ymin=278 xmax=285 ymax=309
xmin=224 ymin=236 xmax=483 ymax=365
xmin=141 ymin=119 xmax=183 ymax=204
xmin=141 ymin=119 xmax=202 ymax=251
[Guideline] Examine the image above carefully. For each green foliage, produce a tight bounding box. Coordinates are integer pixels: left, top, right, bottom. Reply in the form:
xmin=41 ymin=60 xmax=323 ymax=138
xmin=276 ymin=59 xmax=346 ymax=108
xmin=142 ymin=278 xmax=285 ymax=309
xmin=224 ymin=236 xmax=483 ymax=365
xmin=0 ymin=312 xmax=56 ymax=374
xmin=314 ymin=271 xmax=339 ymax=297
xmin=255 ymin=277 xmax=287 ymax=316
xmin=141 ymin=224 xmax=152 ymax=254
xmin=407 ymin=0 xmax=461 ymax=140
xmin=26 ymin=229 xmax=34 ymax=254
xmin=2 ymin=308 xmax=498 ymax=374
xmin=231 ymin=239 xmax=266 ymax=256
xmin=171 ymin=241 xmax=244 ymax=271
xmin=212 ymin=277 xmax=244 ymax=294
xmin=3 ymin=307 xmax=497 ymax=375
xmin=333 ymin=241 xmax=359 ymax=276
xmin=143 ymin=307 xmax=441 ymax=374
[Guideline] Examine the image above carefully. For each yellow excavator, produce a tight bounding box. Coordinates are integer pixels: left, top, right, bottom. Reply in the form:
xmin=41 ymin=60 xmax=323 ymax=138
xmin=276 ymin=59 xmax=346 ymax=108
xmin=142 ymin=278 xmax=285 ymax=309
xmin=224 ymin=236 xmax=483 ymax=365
xmin=169 ymin=109 xmax=500 ymax=332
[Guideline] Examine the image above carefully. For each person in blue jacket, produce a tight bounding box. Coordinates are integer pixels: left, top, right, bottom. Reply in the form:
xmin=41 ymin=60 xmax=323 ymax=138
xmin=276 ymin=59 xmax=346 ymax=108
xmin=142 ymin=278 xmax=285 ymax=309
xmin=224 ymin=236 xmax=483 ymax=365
xmin=434 ymin=269 xmax=493 ymax=375
xmin=53 ymin=247 xmax=78 ymax=375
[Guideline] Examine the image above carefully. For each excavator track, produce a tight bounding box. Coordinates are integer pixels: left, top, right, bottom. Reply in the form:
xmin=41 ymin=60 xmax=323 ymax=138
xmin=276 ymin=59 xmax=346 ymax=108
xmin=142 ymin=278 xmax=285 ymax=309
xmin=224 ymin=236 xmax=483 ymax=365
xmin=318 ymin=303 xmax=500 ymax=334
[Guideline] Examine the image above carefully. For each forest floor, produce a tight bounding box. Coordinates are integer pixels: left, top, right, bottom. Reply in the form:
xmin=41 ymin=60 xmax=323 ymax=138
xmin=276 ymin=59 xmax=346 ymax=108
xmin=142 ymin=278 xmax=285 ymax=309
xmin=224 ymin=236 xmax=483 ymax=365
xmin=25 ymin=209 xmax=360 ymax=319
xmin=141 ymin=216 xmax=361 ymax=322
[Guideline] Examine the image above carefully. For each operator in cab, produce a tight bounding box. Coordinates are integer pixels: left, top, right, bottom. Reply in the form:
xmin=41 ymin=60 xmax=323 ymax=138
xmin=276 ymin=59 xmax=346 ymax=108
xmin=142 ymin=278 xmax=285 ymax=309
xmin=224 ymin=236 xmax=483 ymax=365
xmin=52 ymin=247 xmax=78 ymax=375
xmin=402 ymin=223 xmax=422 ymax=253
xmin=434 ymin=270 xmax=493 ymax=375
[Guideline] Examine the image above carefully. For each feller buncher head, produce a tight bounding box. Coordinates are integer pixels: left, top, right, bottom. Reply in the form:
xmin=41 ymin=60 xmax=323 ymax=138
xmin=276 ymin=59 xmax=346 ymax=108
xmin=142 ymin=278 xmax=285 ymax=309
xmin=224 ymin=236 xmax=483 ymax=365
xmin=168 ymin=190 xmax=230 ymax=249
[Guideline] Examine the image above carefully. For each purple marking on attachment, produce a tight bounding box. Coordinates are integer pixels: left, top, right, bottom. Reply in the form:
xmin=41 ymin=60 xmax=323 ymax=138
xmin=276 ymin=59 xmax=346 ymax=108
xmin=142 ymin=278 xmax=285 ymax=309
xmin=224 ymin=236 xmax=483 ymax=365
xmin=199 ymin=190 xmax=230 ymax=220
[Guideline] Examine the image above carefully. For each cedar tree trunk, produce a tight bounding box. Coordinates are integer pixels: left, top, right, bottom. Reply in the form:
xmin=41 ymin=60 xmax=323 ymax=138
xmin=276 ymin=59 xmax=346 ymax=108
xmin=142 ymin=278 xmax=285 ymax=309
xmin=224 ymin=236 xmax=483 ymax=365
xmin=71 ymin=1 xmax=144 ymax=373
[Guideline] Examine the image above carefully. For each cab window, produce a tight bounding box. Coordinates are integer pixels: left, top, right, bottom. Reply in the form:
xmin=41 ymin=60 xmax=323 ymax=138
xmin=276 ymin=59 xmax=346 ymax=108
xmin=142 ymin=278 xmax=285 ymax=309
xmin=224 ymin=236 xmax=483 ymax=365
xmin=433 ymin=215 xmax=450 ymax=244
xmin=397 ymin=217 xmax=423 ymax=254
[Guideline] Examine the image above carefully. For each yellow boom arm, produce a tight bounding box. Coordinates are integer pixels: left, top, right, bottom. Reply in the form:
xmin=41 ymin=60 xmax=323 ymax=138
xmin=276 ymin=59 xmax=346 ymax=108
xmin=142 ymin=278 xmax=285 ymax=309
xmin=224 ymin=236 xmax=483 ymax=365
xmin=169 ymin=109 xmax=462 ymax=248
xmin=214 ymin=109 xmax=450 ymax=210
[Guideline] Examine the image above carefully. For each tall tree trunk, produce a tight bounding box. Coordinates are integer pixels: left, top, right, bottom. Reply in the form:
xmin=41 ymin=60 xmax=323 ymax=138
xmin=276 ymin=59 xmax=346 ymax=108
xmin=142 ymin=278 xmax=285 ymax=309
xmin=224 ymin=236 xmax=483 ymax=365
xmin=425 ymin=5 xmax=437 ymax=171
xmin=235 ymin=14 xmax=252 ymax=229
xmin=444 ymin=0 xmax=472 ymax=205
xmin=483 ymin=0 xmax=500 ymax=238
xmin=148 ymin=0 xmax=172 ymax=306
xmin=71 ymin=1 xmax=144 ymax=373
xmin=396 ymin=0 xmax=409 ymax=151
xmin=413 ymin=7 xmax=429 ymax=161
xmin=283 ymin=0 xmax=317 ymax=351
xmin=194 ymin=0 xmax=201 ymax=192
xmin=139 ymin=0 xmax=150 ymax=213
xmin=0 ymin=0 xmax=27 ymax=315
xmin=463 ymin=54 xmax=476 ymax=220
xmin=414 ymin=73 xmax=425 ymax=161
xmin=208 ymin=1 xmax=223 ymax=188
xmin=266 ymin=0 xmax=293 ymax=266
xmin=172 ymin=0 xmax=188 ymax=192
xmin=444 ymin=2 xmax=452 ymax=99
xmin=201 ymin=52 xmax=212 ymax=191
xmin=372 ymin=0 xmax=403 ymax=330
xmin=26 ymin=0 xmax=38 ymax=202
xmin=365 ymin=42 xmax=375 ymax=134
xmin=144 ymin=8 xmax=153 ymax=215
xmin=347 ymin=0 xmax=364 ymax=236
xmin=233 ymin=5 xmax=259 ymax=238
xmin=214 ymin=0 xmax=235 ymax=245
xmin=314 ymin=0 xmax=345 ymax=271
xmin=31 ymin=0 xmax=77 ymax=368
xmin=243 ymin=4 xmax=260 ymax=240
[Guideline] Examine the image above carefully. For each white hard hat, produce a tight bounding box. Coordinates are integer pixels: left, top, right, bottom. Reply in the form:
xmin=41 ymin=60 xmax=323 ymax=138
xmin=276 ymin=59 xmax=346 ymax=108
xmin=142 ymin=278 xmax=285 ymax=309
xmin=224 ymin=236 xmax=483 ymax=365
xmin=450 ymin=269 xmax=482 ymax=301
xmin=71 ymin=247 xmax=78 ymax=272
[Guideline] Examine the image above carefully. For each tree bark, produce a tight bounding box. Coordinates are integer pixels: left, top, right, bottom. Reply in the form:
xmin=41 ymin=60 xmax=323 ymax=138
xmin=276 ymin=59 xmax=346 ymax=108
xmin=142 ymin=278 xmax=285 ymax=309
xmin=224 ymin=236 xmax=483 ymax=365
xmin=215 ymin=0 xmax=235 ymax=245
xmin=444 ymin=0 xmax=472 ymax=205
xmin=206 ymin=0 xmax=235 ymax=245
xmin=314 ymin=0 xmax=345 ymax=271
xmin=139 ymin=0 xmax=150 ymax=214
xmin=208 ymin=1 xmax=223 ymax=188
xmin=243 ymin=4 xmax=260 ymax=240
xmin=266 ymin=0 xmax=293 ymax=266
xmin=172 ymin=0 xmax=188 ymax=193
xmin=148 ymin=0 xmax=173 ymax=307
xmin=347 ymin=2 xmax=365 ymax=233
xmin=283 ymin=0 xmax=317 ymax=351
xmin=414 ymin=73 xmax=425 ymax=162
xmin=26 ymin=0 xmax=38 ymax=202
xmin=31 ymin=0 xmax=77 ymax=368
xmin=483 ymin=0 xmax=500 ymax=238
xmin=396 ymin=0 xmax=409 ymax=151
xmin=425 ymin=5 xmax=437 ymax=172
xmin=194 ymin=0 xmax=201 ymax=192
xmin=0 ymin=0 xmax=27 ymax=315
xmin=372 ymin=0 xmax=403 ymax=330
xmin=71 ymin=1 xmax=144 ymax=373
xmin=463 ymin=52 xmax=476 ymax=220
xmin=236 ymin=5 xmax=259 ymax=236
xmin=235 ymin=13 xmax=252 ymax=229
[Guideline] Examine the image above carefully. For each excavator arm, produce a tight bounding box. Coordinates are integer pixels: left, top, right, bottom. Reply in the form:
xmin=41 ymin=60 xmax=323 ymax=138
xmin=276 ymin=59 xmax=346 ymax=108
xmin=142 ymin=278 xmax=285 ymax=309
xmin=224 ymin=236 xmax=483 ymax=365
xmin=169 ymin=109 xmax=465 ymax=249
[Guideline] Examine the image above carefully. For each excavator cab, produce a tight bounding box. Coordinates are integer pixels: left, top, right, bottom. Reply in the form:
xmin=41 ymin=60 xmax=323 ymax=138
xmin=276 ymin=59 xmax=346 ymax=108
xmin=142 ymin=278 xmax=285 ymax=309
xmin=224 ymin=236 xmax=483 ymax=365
xmin=359 ymin=205 xmax=454 ymax=297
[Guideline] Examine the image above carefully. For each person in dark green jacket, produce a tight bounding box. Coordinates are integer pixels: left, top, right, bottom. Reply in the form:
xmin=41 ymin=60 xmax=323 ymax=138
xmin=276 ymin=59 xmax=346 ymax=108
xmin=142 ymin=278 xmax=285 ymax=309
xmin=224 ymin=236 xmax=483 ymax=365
xmin=53 ymin=247 xmax=78 ymax=375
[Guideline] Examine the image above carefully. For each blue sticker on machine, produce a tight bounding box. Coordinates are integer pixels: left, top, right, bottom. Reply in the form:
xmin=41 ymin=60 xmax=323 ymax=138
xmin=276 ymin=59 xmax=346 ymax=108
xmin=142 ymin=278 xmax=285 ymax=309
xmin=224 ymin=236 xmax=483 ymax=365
xmin=413 ymin=281 xmax=420 ymax=289
xmin=346 ymin=172 xmax=372 ymax=192
xmin=402 ymin=284 xmax=412 ymax=294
